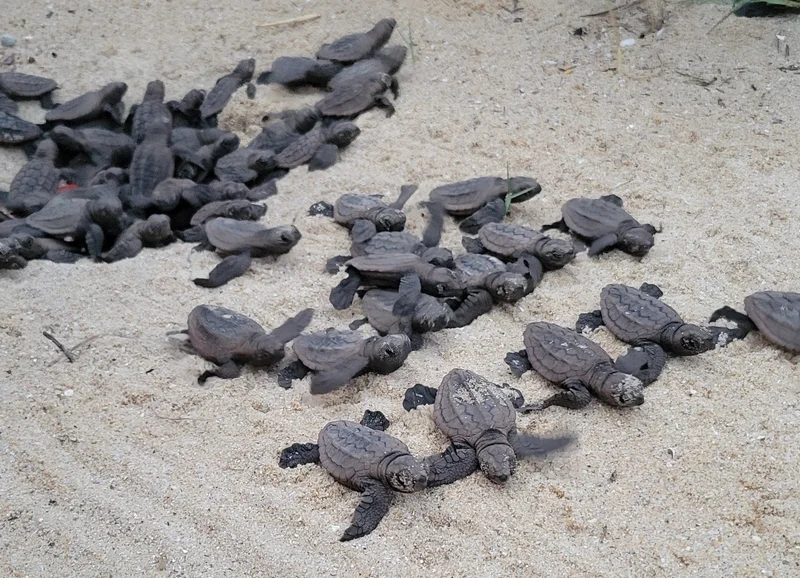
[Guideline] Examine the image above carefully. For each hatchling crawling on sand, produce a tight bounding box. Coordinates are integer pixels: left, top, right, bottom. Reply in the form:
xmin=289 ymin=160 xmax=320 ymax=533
xmin=428 ymin=176 xmax=542 ymax=225
xmin=173 ymin=306 xmax=313 ymax=383
xmin=256 ymin=56 xmax=343 ymax=89
xmin=327 ymin=185 xmax=417 ymax=234
xmin=7 ymin=139 xmax=62 ymax=216
xmin=130 ymin=80 xmax=172 ymax=144
xmin=453 ymin=253 xmax=543 ymax=304
xmin=542 ymin=194 xmax=658 ymax=257
xmin=464 ymin=222 xmax=576 ymax=271
xmin=191 ymin=217 xmax=302 ymax=288
xmin=278 ymin=328 xmax=412 ymax=393
xmin=100 ymin=214 xmax=174 ymax=262
xmin=0 ymin=71 xmax=58 ymax=108
xmin=317 ymin=18 xmax=398 ymax=64
xmin=273 ymin=120 xmax=360 ymax=170
xmin=199 ymin=58 xmax=255 ymax=122
xmin=711 ymin=291 xmax=800 ymax=353
xmin=44 ymin=81 xmax=128 ymax=125
xmin=429 ymin=368 xmax=574 ymax=484
xmin=314 ymin=72 xmax=397 ymax=118
xmin=505 ymin=321 xmax=645 ymax=411
xmin=0 ymin=111 xmax=42 ymax=144
xmin=327 ymin=45 xmax=407 ymax=91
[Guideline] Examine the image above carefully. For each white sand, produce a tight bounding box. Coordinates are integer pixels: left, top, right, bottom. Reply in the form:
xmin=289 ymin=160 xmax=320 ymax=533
xmin=2 ymin=1 xmax=799 ymax=576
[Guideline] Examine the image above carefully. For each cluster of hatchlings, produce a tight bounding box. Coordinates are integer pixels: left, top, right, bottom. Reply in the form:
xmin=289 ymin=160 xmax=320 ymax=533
xmin=3 ymin=18 xmax=798 ymax=543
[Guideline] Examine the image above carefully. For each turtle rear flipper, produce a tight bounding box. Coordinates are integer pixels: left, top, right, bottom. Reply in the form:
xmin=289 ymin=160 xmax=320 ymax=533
xmin=85 ymin=222 xmax=105 ymax=261
xmin=351 ymin=219 xmax=377 ymax=244
xmin=587 ymin=232 xmax=619 ymax=256
xmin=310 ymin=355 xmax=370 ymax=394
xmin=340 ymin=481 xmax=392 ymax=542
xmin=614 ymin=342 xmax=667 ymax=386
xmin=198 ymin=359 xmax=241 ymax=384
xmin=278 ymin=442 xmax=320 ymax=468
xmin=508 ymin=432 xmax=575 ymax=460
xmin=420 ymin=201 xmax=445 ymax=248
xmin=575 ymin=310 xmax=604 ymax=333
xmin=194 ymin=251 xmax=252 ymax=288
xmin=325 ymin=254 xmax=351 ymax=274
xmin=391 ymin=273 xmax=422 ymax=317
xmin=540 ymin=217 xmax=570 ymax=233
xmin=459 ymin=198 xmax=505 ymax=234
xmin=270 ymin=308 xmax=314 ymax=345
xmin=599 ymin=194 xmax=624 ymax=206
xmin=447 ymin=288 xmax=493 ymax=328
xmin=277 ymin=359 xmax=310 ymax=389
xmin=519 ymin=380 xmax=593 ymax=412
xmin=422 ymin=443 xmax=478 ymax=487
xmin=329 ymin=268 xmax=362 ymax=310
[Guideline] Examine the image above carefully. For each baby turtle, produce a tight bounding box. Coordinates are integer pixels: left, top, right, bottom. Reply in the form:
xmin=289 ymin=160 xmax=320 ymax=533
xmin=332 ymin=185 xmax=416 ymax=233
xmin=543 ymin=194 xmax=658 ymax=257
xmin=711 ymin=291 xmax=800 ymax=353
xmin=316 ymin=420 xmax=426 ymax=541
xmin=0 ymin=91 xmax=18 ymax=114
xmin=178 ymin=305 xmax=313 ymax=383
xmin=327 ymin=45 xmax=407 ymax=92
xmin=199 ymin=58 xmax=255 ymax=121
xmin=469 ymin=222 xmax=575 ymax=270
xmin=256 ymin=57 xmax=343 ymax=89
xmin=7 ymin=234 xmax=82 ymax=264
xmin=429 ymin=176 xmax=541 ymax=217
xmin=45 ymin=82 xmax=127 ymax=125
xmin=279 ymin=328 xmax=412 ymax=393
xmin=192 ymin=218 xmax=302 ymax=288
xmin=131 ymin=80 xmax=171 ymax=144
xmin=167 ymin=88 xmax=206 ymax=128
xmin=214 ymin=148 xmax=277 ymax=183
xmin=100 ymin=214 xmax=174 ymax=262
xmin=431 ymin=368 xmax=574 ymax=484
xmin=0 ymin=238 xmax=28 ymax=269
xmin=189 ymin=199 xmax=266 ymax=226
xmin=505 ymin=321 xmax=645 ymax=410
xmin=274 ymin=121 xmax=360 ymax=170
xmin=0 ymin=71 xmax=58 ymax=108
xmin=453 ymin=253 xmax=541 ymax=303
xmin=314 ymin=73 xmax=397 ymax=118
xmin=446 ymin=288 xmax=495 ymax=328
xmin=330 ymin=253 xmax=464 ymax=310
xmin=128 ymin=123 xmax=174 ymax=201
xmin=7 ymin=139 xmax=62 ymax=216
xmin=49 ymin=125 xmax=135 ymax=171
xmin=0 ymin=111 xmax=43 ymax=144
xmin=316 ymin=18 xmax=397 ymax=63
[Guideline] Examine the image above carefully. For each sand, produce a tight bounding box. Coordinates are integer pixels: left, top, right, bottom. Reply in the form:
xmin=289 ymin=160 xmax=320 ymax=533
xmin=2 ymin=1 xmax=799 ymax=576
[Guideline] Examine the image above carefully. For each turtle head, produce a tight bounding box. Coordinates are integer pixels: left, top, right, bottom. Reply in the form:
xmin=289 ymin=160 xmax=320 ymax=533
xmin=484 ymin=272 xmax=531 ymax=303
xmin=374 ymin=208 xmax=406 ymax=232
xmin=506 ymin=177 xmax=542 ymax=202
xmin=258 ymin=225 xmax=301 ymax=253
xmin=233 ymin=58 xmax=256 ymax=81
xmin=325 ymin=121 xmax=360 ymax=147
xmin=599 ymin=372 xmax=645 ymax=407
xmin=144 ymin=80 xmax=166 ymax=102
xmin=248 ymin=150 xmax=277 ymax=173
xmin=140 ymin=214 xmax=174 ymax=244
xmin=385 ymin=454 xmax=427 ymax=493
xmin=378 ymin=45 xmax=408 ymax=73
xmin=429 ymin=267 xmax=465 ymax=298
xmin=366 ymin=334 xmax=412 ymax=374
xmin=229 ymin=202 xmax=267 ymax=221
xmin=103 ymin=82 xmax=128 ymax=101
xmin=665 ymin=323 xmax=714 ymax=356
xmin=248 ymin=335 xmax=285 ymax=367
xmin=619 ymin=227 xmax=655 ymax=257
xmin=36 ymin=138 xmax=59 ymax=160
xmin=535 ymin=237 xmax=575 ymax=270
xmin=87 ymin=195 xmax=123 ymax=227
xmin=475 ymin=432 xmax=517 ymax=484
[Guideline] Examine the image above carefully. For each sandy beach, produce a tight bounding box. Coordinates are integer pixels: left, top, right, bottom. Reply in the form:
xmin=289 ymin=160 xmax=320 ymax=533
xmin=1 ymin=1 xmax=799 ymax=576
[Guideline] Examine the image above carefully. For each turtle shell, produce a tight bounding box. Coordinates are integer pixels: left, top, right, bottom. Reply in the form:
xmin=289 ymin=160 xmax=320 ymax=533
xmin=0 ymin=92 xmax=17 ymax=115
xmin=328 ymin=45 xmax=407 ymax=91
xmin=360 ymin=289 xmax=409 ymax=335
xmin=600 ymin=284 xmax=683 ymax=344
xmin=523 ymin=321 xmax=612 ymax=384
xmin=429 ymin=176 xmax=540 ymax=216
xmin=314 ymin=74 xmax=390 ymax=117
xmin=214 ymin=149 xmax=263 ymax=183
xmin=744 ymin=291 xmax=800 ymax=352
xmin=45 ymin=82 xmax=127 ymax=122
xmin=334 ymin=194 xmax=387 ymax=225
xmin=200 ymin=58 xmax=255 ymax=119
xmin=205 ymin=218 xmax=299 ymax=254
xmin=187 ymin=305 xmax=265 ymax=363
xmin=274 ymin=124 xmax=324 ymax=169
xmin=0 ymin=111 xmax=42 ymax=143
xmin=478 ymin=222 xmax=544 ymax=259
xmin=26 ymin=196 xmax=89 ymax=236
xmin=293 ymin=329 xmax=365 ymax=371
xmin=562 ymin=198 xmax=638 ymax=239
xmin=355 ymin=231 xmax=423 ymax=256
xmin=318 ymin=420 xmax=410 ymax=486
xmin=316 ymin=18 xmax=397 ymax=63
xmin=433 ymin=368 xmax=516 ymax=446
xmin=453 ymin=253 xmax=506 ymax=282
xmin=0 ymin=72 xmax=57 ymax=98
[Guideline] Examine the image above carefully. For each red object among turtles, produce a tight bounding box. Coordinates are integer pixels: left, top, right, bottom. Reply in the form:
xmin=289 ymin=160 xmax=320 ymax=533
xmin=56 ymin=183 xmax=78 ymax=193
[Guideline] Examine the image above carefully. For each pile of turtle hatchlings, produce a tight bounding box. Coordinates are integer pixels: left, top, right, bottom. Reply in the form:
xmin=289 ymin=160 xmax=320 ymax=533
xmin=3 ymin=18 xmax=799 ymax=543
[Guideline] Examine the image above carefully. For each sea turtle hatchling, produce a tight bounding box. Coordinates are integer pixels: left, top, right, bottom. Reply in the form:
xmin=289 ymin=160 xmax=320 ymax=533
xmin=191 ymin=218 xmax=302 ymax=288
xmin=130 ymin=80 xmax=172 ymax=144
xmin=314 ymin=72 xmax=397 ymax=118
xmin=430 ymin=368 xmax=574 ymax=484
xmin=505 ymin=321 xmax=645 ymax=411
xmin=543 ymin=194 xmax=658 ymax=257
xmin=189 ymin=199 xmax=266 ymax=227
xmin=128 ymin=123 xmax=174 ymax=203
xmin=327 ymin=45 xmax=407 ymax=92
xmin=428 ymin=176 xmax=541 ymax=218
xmin=0 ymin=111 xmax=43 ymax=144
xmin=49 ymin=125 xmax=135 ymax=172
xmin=330 ymin=185 xmax=417 ymax=233
xmin=467 ymin=222 xmax=575 ymax=270
xmin=44 ymin=81 xmax=127 ymax=125
xmin=7 ymin=139 xmax=62 ymax=216
xmin=174 ymin=305 xmax=313 ymax=383
xmin=256 ymin=56 xmax=343 ymax=89
xmin=100 ymin=214 xmax=174 ymax=262
xmin=316 ymin=18 xmax=397 ymax=64
xmin=453 ymin=253 xmax=543 ymax=303
xmin=213 ymin=148 xmax=277 ymax=183
xmin=199 ymin=58 xmax=255 ymax=121
xmin=167 ymin=88 xmax=206 ymax=128
xmin=278 ymin=328 xmax=412 ymax=393
xmin=711 ymin=291 xmax=800 ymax=353
xmin=274 ymin=121 xmax=360 ymax=170
xmin=0 ymin=72 xmax=58 ymax=107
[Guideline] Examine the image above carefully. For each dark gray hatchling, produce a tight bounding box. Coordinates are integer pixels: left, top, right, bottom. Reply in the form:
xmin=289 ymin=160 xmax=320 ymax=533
xmin=44 ymin=82 xmax=127 ymax=124
xmin=149 ymin=178 xmax=198 ymax=212
xmin=175 ymin=305 xmax=313 ymax=383
xmin=192 ymin=218 xmax=302 ymax=288
xmin=131 ymin=80 xmax=172 ymax=144
xmin=428 ymin=176 xmax=541 ymax=219
xmin=468 ymin=222 xmax=575 ymax=270
xmin=543 ymin=194 xmax=658 ymax=257
xmin=316 ymin=420 xmax=427 ymax=541
xmin=4 ymin=234 xmax=82 ymax=264
xmin=0 ymin=111 xmax=43 ymax=144
xmin=100 ymin=214 xmax=174 ymax=262
xmin=505 ymin=321 xmax=645 ymax=411
xmin=453 ymin=253 xmax=542 ymax=304
xmin=0 ymin=71 xmax=58 ymax=108
xmin=7 ymin=139 xmax=62 ymax=216
xmin=256 ymin=56 xmax=343 ymax=89
xmin=327 ymin=45 xmax=407 ymax=92
xmin=199 ymin=58 xmax=255 ymax=121
xmin=213 ymin=148 xmax=277 ymax=183
xmin=352 ymin=286 xmax=452 ymax=338
xmin=711 ymin=291 xmax=800 ymax=353
xmin=0 ymin=91 xmax=18 ymax=114
xmin=49 ymin=125 xmax=135 ymax=172
xmin=189 ymin=200 xmax=266 ymax=226
xmin=431 ymin=368 xmax=574 ymax=484
xmin=279 ymin=328 xmax=412 ymax=393
xmin=314 ymin=72 xmax=397 ymax=118
xmin=0 ymin=237 xmax=29 ymax=269
xmin=175 ymin=132 xmax=240 ymax=182
xmin=332 ymin=185 xmax=417 ymax=233
xmin=316 ymin=18 xmax=397 ymax=63
xmin=167 ymin=88 xmax=206 ymax=128
xmin=128 ymin=123 xmax=174 ymax=203
xmin=274 ymin=121 xmax=361 ymax=170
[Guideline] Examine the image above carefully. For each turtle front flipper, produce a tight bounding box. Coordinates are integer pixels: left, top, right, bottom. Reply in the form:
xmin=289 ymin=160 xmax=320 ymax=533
xmin=389 ymin=184 xmax=418 ymax=210
xmin=340 ymin=481 xmax=393 ymax=542
xmin=198 ymin=359 xmax=241 ymax=384
xmin=85 ymin=222 xmax=105 ymax=261
xmin=519 ymin=380 xmax=593 ymax=412
xmin=308 ymin=143 xmax=339 ymax=171
xmin=193 ymin=251 xmax=252 ymax=288
xmin=575 ymin=309 xmax=604 ymax=333
xmin=447 ymin=288 xmax=493 ymax=328
xmin=350 ymin=219 xmax=377 ymax=244
xmin=508 ymin=431 xmax=575 ymax=460
xmin=587 ymin=232 xmax=620 ymax=256
xmin=504 ymin=349 xmax=532 ymax=377
xmin=269 ymin=308 xmax=314 ymax=345
xmin=614 ymin=342 xmax=667 ymax=386
xmin=277 ymin=360 xmax=311 ymax=389
xmin=325 ymin=254 xmax=351 ymax=274
xmin=540 ymin=217 xmax=569 ymax=233
xmin=599 ymin=194 xmax=624 ymax=207
xmin=329 ymin=267 xmax=362 ymax=310
xmin=391 ymin=273 xmax=422 ymax=316
xmin=309 ymin=355 xmax=370 ymax=394
xmin=459 ymin=198 xmax=505 ymax=234
xmin=278 ymin=442 xmax=320 ymax=468
xmin=421 ymin=201 xmax=445 ymax=248
xmin=461 ymin=235 xmax=485 ymax=254
xmin=705 ymin=311 xmax=757 ymax=346
xmin=374 ymin=95 xmax=395 ymax=118
xmin=422 ymin=443 xmax=479 ymax=487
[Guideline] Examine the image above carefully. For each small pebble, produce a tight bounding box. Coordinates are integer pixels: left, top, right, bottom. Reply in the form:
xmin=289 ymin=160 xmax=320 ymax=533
xmin=1 ymin=34 xmax=17 ymax=47
xmin=620 ymin=38 xmax=636 ymax=48
xmin=63 ymin=389 xmax=74 ymax=397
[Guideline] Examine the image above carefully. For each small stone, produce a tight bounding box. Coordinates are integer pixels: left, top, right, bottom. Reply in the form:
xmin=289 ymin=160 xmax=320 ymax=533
xmin=752 ymin=535 xmax=761 ymax=542
xmin=1 ymin=34 xmax=17 ymax=47
xmin=63 ymin=389 xmax=74 ymax=397
xmin=620 ymin=38 xmax=636 ymax=47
